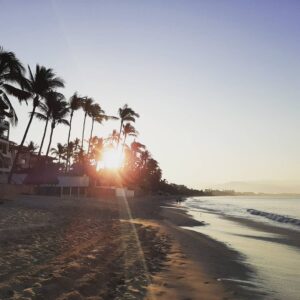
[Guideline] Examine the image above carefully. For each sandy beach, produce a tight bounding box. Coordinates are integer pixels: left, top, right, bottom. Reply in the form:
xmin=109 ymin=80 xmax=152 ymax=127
xmin=0 ymin=195 xmax=258 ymax=300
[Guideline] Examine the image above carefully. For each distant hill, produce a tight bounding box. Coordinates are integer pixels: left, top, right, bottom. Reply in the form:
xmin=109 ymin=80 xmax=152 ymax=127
xmin=213 ymin=180 xmax=300 ymax=194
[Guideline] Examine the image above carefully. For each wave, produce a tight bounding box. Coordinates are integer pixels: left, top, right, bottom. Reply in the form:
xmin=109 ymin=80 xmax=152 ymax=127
xmin=247 ymin=209 xmax=300 ymax=227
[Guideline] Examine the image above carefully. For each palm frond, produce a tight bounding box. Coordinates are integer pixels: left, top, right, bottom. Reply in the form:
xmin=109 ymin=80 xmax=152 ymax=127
xmin=34 ymin=112 xmax=48 ymax=121
xmin=1 ymin=93 xmax=18 ymax=126
xmin=3 ymin=83 xmax=30 ymax=102
xmin=57 ymin=119 xmax=70 ymax=126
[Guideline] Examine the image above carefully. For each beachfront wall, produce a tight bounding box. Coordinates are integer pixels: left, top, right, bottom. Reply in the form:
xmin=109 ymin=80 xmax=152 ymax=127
xmin=0 ymin=184 xmax=35 ymax=198
xmin=36 ymin=175 xmax=90 ymax=197
xmin=0 ymin=174 xmax=134 ymax=198
xmin=88 ymin=187 xmax=135 ymax=198
xmin=116 ymin=188 xmax=135 ymax=198
xmin=57 ymin=175 xmax=89 ymax=187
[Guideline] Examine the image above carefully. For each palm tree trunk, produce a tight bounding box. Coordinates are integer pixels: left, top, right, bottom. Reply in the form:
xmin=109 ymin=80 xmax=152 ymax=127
xmin=65 ymin=111 xmax=73 ymax=172
xmin=38 ymin=117 xmax=49 ymax=156
xmin=8 ymin=98 xmax=38 ymax=183
xmin=81 ymin=112 xmax=87 ymax=150
xmin=117 ymin=120 xmax=123 ymax=148
xmin=46 ymin=123 xmax=55 ymax=157
xmin=88 ymin=118 xmax=94 ymax=154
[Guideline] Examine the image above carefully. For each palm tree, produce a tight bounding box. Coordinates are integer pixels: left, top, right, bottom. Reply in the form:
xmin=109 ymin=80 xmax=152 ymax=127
xmin=117 ymin=104 xmax=139 ymax=147
xmin=124 ymin=141 xmax=145 ymax=171
xmin=34 ymin=91 xmax=65 ymax=156
xmin=89 ymin=136 xmax=104 ymax=164
xmin=106 ymin=129 xmax=120 ymax=146
xmin=27 ymin=140 xmax=38 ymax=153
xmin=80 ymin=97 xmax=93 ymax=150
xmin=27 ymin=140 xmax=38 ymax=168
xmin=140 ymin=150 xmax=151 ymax=169
xmin=87 ymin=103 xmax=104 ymax=153
xmin=131 ymin=141 xmax=145 ymax=155
xmin=0 ymin=46 xmax=26 ymax=125
xmin=66 ymin=138 xmax=80 ymax=171
xmin=45 ymin=99 xmax=69 ymax=157
xmin=8 ymin=65 xmax=64 ymax=183
xmin=65 ymin=93 xmax=84 ymax=171
xmin=122 ymin=123 xmax=138 ymax=151
xmin=73 ymin=138 xmax=81 ymax=152
xmin=87 ymin=104 xmax=118 ymax=153
xmin=51 ymin=142 xmax=66 ymax=165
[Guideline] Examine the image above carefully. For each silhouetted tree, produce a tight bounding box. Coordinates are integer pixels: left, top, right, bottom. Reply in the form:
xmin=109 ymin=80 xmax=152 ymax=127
xmin=117 ymin=104 xmax=139 ymax=147
xmin=8 ymin=65 xmax=64 ymax=182
xmin=0 ymin=46 xmax=26 ymax=125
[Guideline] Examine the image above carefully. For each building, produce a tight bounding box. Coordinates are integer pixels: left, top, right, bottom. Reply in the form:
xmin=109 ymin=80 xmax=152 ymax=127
xmin=0 ymin=115 xmax=12 ymax=174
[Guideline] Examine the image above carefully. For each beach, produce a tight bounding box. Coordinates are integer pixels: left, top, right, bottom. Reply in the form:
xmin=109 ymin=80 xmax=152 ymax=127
xmin=184 ymin=196 xmax=300 ymax=300
xmin=0 ymin=195 xmax=259 ymax=300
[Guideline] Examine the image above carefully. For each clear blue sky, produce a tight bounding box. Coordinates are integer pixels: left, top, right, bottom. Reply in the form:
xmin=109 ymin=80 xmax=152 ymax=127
xmin=1 ymin=0 xmax=299 ymax=190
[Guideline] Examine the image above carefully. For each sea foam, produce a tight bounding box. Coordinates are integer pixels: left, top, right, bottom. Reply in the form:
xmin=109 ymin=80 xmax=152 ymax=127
xmin=247 ymin=209 xmax=300 ymax=227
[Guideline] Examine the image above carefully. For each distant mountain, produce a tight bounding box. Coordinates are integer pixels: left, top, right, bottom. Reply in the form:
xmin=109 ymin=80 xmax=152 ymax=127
xmin=213 ymin=180 xmax=300 ymax=194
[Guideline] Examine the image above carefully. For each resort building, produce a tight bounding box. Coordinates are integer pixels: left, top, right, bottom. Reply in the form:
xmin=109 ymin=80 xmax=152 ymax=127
xmin=0 ymin=115 xmax=12 ymax=174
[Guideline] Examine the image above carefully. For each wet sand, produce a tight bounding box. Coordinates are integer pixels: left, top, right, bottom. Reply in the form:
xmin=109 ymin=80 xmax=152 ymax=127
xmin=222 ymin=215 xmax=300 ymax=249
xmin=0 ymin=195 xmax=258 ymax=299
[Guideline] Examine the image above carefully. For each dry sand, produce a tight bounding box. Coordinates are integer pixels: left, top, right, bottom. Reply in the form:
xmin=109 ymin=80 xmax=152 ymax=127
xmin=0 ymin=195 xmax=257 ymax=299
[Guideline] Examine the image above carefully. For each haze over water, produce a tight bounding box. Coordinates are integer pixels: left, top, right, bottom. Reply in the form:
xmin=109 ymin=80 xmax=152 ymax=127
xmin=184 ymin=196 xmax=300 ymax=300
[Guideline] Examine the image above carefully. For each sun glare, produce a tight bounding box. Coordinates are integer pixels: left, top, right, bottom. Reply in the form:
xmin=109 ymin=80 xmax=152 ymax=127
xmin=97 ymin=148 xmax=124 ymax=170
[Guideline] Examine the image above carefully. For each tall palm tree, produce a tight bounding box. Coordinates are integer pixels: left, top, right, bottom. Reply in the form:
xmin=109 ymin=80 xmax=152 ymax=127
xmin=122 ymin=123 xmax=138 ymax=151
xmin=0 ymin=46 xmax=26 ymax=125
xmin=80 ymin=97 xmax=93 ymax=150
xmin=87 ymin=103 xmax=104 ymax=153
xmin=87 ymin=103 xmax=118 ymax=153
xmin=34 ymin=91 xmax=65 ymax=156
xmin=8 ymin=65 xmax=64 ymax=183
xmin=45 ymin=99 xmax=69 ymax=157
xmin=117 ymin=104 xmax=139 ymax=147
xmin=65 ymin=93 xmax=84 ymax=171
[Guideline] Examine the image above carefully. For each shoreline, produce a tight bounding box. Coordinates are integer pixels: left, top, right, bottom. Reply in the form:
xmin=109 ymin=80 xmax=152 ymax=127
xmin=0 ymin=195 xmax=263 ymax=299
xmin=126 ymin=195 xmax=264 ymax=299
xmin=222 ymin=214 xmax=300 ymax=250
xmin=156 ymin=202 xmax=262 ymax=299
xmin=181 ymin=197 xmax=300 ymax=300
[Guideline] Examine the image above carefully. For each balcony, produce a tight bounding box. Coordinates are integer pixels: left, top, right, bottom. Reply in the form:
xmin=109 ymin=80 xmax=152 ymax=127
xmin=0 ymin=118 xmax=9 ymax=140
xmin=0 ymin=119 xmax=9 ymax=129
xmin=0 ymin=131 xmax=9 ymax=141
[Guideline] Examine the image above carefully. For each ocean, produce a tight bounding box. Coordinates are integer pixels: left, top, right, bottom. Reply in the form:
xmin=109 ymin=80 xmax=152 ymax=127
xmin=184 ymin=196 xmax=300 ymax=300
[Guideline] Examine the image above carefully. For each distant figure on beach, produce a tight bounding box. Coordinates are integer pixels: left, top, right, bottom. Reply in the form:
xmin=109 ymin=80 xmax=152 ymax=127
xmin=176 ymin=197 xmax=182 ymax=205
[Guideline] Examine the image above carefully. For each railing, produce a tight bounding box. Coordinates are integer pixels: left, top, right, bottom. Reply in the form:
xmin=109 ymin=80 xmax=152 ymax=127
xmin=0 ymin=133 xmax=9 ymax=141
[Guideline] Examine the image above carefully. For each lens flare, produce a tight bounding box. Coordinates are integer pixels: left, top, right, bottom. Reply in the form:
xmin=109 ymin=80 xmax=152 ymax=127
xmin=97 ymin=148 xmax=124 ymax=170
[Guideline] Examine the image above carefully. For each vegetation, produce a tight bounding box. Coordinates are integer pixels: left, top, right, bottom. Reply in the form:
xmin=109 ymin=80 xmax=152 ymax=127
xmin=1 ymin=45 xmax=214 ymax=194
xmin=7 ymin=64 xmax=64 ymax=182
xmin=0 ymin=46 xmax=25 ymax=126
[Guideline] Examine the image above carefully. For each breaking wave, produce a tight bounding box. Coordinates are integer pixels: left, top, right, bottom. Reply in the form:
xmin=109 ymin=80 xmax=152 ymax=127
xmin=247 ymin=209 xmax=300 ymax=227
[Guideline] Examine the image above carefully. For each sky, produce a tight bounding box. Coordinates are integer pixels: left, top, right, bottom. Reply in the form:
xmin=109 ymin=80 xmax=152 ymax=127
xmin=1 ymin=0 xmax=300 ymax=192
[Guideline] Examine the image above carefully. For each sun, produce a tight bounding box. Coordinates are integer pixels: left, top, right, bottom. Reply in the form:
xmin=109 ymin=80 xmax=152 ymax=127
xmin=97 ymin=148 xmax=124 ymax=170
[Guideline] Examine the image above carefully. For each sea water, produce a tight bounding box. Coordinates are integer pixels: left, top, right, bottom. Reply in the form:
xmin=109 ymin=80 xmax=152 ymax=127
xmin=184 ymin=196 xmax=300 ymax=300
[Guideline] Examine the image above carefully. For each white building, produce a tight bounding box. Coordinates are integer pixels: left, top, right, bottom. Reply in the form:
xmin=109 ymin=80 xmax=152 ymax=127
xmin=0 ymin=116 xmax=12 ymax=174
